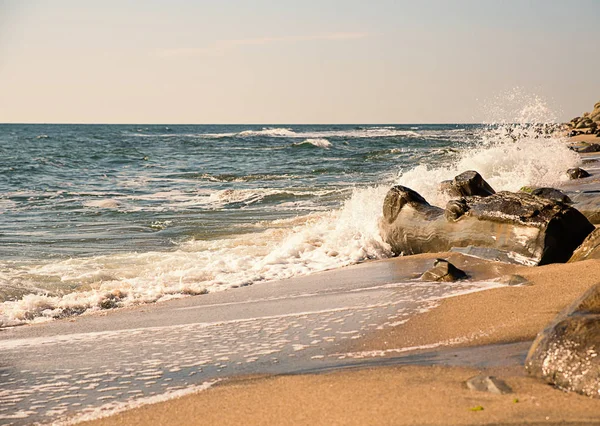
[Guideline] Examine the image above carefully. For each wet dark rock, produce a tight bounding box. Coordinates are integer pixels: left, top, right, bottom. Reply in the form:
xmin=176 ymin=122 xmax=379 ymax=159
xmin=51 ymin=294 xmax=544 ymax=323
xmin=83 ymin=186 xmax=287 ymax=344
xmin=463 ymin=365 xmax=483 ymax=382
xmin=444 ymin=199 xmax=470 ymax=221
xmin=466 ymin=375 xmax=512 ymax=395
xmin=574 ymin=143 xmax=600 ymax=153
xmin=567 ymin=168 xmax=591 ymax=179
xmin=530 ymin=187 xmax=572 ymax=204
xmin=440 ymin=170 xmax=495 ymax=198
xmin=526 ymin=283 xmax=600 ymax=398
xmin=380 ymin=186 xmax=594 ymax=265
xmin=569 ymin=228 xmax=600 ymax=262
xmin=420 ymin=259 xmax=467 ymax=282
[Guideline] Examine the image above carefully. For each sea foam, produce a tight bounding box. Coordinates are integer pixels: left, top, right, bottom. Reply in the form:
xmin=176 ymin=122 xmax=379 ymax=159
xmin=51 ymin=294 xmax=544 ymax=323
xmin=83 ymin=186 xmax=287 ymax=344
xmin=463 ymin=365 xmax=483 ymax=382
xmin=0 ymin=186 xmax=392 ymax=326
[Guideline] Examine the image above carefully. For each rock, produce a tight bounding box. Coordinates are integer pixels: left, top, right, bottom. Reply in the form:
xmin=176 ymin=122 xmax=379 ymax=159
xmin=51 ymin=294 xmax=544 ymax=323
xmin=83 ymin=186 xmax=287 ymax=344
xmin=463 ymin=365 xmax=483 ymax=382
xmin=569 ymin=228 xmax=600 ymax=262
xmin=570 ymin=192 xmax=600 ymax=224
xmin=380 ymin=186 xmax=594 ymax=265
xmin=567 ymin=168 xmax=591 ymax=179
xmin=574 ymin=143 xmax=600 ymax=153
xmin=576 ymin=121 xmax=588 ymax=129
xmin=496 ymin=274 xmax=531 ymax=286
xmin=526 ymin=283 xmax=600 ymax=398
xmin=466 ymin=375 xmax=512 ymax=395
xmin=420 ymin=258 xmax=467 ymax=282
xmin=440 ymin=170 xmax=495 ymax=198
xmin=530 ymin=187 xmax=572 ymax=204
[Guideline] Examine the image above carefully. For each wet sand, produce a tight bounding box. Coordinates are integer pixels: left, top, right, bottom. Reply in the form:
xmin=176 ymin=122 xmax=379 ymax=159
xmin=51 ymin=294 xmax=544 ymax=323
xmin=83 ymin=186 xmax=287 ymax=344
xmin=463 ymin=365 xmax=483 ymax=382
xmin=78 ymin=136 xmax=600 ymax=425
xmin=83 ymin=259 xmax=600 ymax=426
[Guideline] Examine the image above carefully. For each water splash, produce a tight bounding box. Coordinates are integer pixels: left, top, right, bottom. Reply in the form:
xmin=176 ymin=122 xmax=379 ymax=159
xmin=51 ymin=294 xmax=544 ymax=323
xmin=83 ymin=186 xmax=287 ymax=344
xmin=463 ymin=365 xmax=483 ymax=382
xmin=397 ymin=90 xmax=578 ymax=205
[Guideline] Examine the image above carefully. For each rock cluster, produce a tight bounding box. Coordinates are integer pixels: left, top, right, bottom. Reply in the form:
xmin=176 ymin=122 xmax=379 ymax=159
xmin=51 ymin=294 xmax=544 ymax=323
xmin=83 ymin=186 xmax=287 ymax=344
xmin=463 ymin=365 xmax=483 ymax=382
xmin=526 ymin=283 xmax=600 ymax=398
xmin=380 ymin=171 xmax=594 ymax=265
xmin=567 ymin=100 xmax=600 ymax=137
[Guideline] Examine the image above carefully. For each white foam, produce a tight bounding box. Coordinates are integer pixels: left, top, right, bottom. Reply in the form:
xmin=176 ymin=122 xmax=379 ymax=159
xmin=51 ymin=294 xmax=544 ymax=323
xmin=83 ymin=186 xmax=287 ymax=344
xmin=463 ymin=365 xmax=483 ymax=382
xmin=82 ymin=199 xmax=121 ymax=209
xmin=53 ymin=380 xmax=220 ymax=425
xmin=397 ymin=126 xmax=578 ymax=206
xmin=149 ymin=127 xmax=421 ymax=140
xmin=294 ymin=138 xmax=332 ymax=148
xmin=0 ymin=186 xmax=392 ymax=326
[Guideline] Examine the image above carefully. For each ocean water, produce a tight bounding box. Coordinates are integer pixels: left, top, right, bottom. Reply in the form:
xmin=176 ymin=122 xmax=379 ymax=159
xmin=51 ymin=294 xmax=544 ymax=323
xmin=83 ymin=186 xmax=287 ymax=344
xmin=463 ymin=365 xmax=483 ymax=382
xmin=0 ymin=122 xmax=579 ymax=326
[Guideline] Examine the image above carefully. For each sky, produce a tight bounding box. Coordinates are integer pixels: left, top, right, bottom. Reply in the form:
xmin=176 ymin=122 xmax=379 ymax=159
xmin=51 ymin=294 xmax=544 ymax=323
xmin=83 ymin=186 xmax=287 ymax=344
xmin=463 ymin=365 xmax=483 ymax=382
xmin=1 ymin=0 xmax=599 ymax=124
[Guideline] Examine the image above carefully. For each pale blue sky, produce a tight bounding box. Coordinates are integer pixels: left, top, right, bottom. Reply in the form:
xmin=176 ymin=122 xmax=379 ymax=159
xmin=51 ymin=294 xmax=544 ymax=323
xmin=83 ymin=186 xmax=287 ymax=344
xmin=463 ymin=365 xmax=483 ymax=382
xmin=1 ymin=0 xmax=599 ymax=123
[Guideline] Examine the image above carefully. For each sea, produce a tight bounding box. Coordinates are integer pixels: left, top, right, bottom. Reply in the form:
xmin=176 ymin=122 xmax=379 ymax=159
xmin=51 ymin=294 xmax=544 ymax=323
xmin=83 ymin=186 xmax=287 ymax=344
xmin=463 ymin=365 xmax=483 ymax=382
xmin=0 ymin=121 xmax=579 ymax=327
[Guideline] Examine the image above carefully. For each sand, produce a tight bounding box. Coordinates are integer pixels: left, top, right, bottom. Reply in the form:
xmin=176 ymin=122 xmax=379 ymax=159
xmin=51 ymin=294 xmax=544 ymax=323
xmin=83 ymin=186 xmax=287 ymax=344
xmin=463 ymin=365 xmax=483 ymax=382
xmin=84 ymin=366 xmax=600 ymax=426
xmin=82 ymin=258 xmax=600 ymax=426
xmin=354 ymin=259 xmax=600 ymax=353
xmin=77 ymin=135 xmax=600 ymax=425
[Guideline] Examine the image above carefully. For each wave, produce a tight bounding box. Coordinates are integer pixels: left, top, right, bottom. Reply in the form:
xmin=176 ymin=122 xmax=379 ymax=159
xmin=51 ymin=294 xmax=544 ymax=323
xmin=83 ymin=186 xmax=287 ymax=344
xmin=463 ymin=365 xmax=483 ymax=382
xmin=0 ymin=186 xmax=392 ymax=327
xmin=131 ymin=127 xmax=421 ymax=140
xmin=293 ymin=138 xmax=332 ymax=149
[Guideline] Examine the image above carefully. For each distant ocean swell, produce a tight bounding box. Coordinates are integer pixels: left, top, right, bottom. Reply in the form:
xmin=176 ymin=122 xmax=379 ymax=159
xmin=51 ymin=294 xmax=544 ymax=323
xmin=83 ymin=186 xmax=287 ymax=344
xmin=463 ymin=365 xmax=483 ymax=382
xmin=0 ymin=117 xmax=579 ymax=326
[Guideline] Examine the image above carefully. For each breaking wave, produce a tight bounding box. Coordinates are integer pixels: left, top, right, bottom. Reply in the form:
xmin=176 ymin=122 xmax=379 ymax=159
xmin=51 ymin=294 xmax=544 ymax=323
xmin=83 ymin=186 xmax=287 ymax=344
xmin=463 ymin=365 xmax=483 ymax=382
xmin=0 ymin=187 xmax=392 ymax=326
xmin=293 ymin=138 xmax=332 ymax=148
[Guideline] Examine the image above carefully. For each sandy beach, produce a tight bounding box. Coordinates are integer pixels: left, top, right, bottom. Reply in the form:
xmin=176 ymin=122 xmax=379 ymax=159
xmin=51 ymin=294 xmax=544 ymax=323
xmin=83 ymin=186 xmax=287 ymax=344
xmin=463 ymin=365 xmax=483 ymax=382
xmin=77 ymin=133 xmax=600 ymax=425
xmin=82 ymin=258 xmax=600 ymax=426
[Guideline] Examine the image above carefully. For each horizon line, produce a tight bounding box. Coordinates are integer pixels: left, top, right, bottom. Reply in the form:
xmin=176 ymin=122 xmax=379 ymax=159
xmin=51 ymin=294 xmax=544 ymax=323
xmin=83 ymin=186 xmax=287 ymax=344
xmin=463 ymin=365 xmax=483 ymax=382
xmin=0 ymin=121 xmax=502 ymax=126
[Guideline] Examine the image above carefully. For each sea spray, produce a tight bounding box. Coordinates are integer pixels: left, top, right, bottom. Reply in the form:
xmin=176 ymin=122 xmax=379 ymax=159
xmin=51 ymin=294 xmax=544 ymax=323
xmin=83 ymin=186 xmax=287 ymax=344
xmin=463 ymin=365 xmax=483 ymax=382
xmin=396 ymin=92 xmax=578 ymax=206
xmin=397 ymin=129 xmax=578 ymax=206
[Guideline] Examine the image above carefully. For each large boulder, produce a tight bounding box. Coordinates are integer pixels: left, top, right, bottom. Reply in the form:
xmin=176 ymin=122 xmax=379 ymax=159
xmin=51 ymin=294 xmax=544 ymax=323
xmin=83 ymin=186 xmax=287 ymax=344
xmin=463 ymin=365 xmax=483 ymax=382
xmin=439 ymin=170 xmax=495 ymax=198
xmin=569 ymin=228 xmax=600 ymax=262
xmin=380 ymin=186 xmax=594 ymax=265
xmin=526 ymin=283 xmax=600 ymax=398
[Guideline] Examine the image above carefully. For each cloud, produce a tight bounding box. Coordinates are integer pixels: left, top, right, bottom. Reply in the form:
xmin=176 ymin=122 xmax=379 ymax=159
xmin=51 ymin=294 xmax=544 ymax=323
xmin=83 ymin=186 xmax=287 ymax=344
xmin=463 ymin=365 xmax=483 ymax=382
xmin=156 ymin=32 xmax=370 ymax=57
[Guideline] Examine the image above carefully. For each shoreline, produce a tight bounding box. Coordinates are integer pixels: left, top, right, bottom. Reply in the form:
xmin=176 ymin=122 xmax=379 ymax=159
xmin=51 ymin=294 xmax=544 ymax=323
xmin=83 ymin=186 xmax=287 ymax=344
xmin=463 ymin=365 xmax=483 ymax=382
xmin=81 ymin=257 xmax=600 ymax=426
xmin=79 ymin=134 xmax=600 ymax=426
xmin=4 ymin=133 xmax=600 ymax=424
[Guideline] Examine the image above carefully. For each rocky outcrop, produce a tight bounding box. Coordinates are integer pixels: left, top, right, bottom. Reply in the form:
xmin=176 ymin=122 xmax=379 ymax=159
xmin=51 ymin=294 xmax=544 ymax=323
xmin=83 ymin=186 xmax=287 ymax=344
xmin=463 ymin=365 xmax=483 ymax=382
xmin=569 ymin=228 xmax=600 ymax=262
xmin=567 ymin=100 xmax=600 ymax=136
xmin=420 ymin=259 xmax=467 ymax=282
xmin=380 ymin=186 xmax=594 ymax=265
xmin=573 ymin=143 xmax=600 ymax=153
xmin=567 ymin=167 xmax=591 ymax=179
xmin=439 ymin=170 xmax=495 ymax=198
xmin=526 ymin=283 xmax=600 ymax=398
